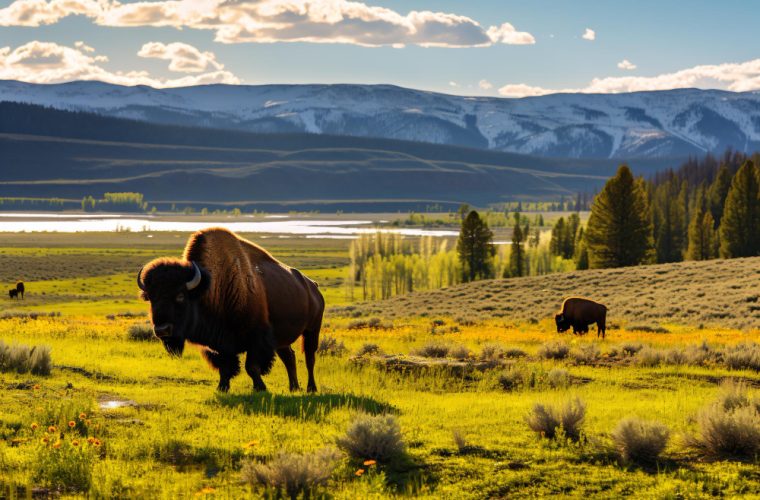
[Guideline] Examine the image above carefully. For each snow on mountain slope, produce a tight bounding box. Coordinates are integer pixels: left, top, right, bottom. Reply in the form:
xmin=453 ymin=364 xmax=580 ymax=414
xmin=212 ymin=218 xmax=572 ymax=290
xmin=2 ymin=80 xmax=760 ymax=159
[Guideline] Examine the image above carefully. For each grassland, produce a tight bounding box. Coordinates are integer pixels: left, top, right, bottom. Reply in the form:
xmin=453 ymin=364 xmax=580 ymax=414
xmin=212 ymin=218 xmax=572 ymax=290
xmin=1 ymin=232 xmax=759 ymax=498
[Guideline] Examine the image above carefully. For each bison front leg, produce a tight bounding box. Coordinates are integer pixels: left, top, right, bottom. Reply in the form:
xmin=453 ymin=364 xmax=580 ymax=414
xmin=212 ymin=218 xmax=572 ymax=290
xmin=202 ymin=350 xmax=241 ymax=393
xmin=245 ymin=352 xmax=268 ymax=392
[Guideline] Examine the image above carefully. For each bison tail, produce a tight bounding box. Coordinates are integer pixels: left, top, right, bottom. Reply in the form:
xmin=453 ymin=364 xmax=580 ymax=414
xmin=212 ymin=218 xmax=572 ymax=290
xmin=253 ymin=325 xmax=276 ymax=376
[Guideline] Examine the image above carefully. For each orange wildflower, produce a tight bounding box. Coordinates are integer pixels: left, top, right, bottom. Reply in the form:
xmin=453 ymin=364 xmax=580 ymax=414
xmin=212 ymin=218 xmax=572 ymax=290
xmin=78 ymin=413 xmax=87 ymax=420
xmin=41 ymin=437 xmax=49 ymax=444
xmin=31 ymin=423 xmax=39 ymax=430
xmin=33 ymin=384 xmax=40 ymax=390
xmin=87 ymin=437 xmax=96 ymax=444
xmin=71 ymin=440 xmax=79 ymax=446
xmin=355 ymin=469 xmax=365 ymax=476
xmin=85 ymin=419 xmax=92 ymax=426
xmin=47 ymin=426 xmax=56 ymax=433
xmin=68 ymin=421 xmax=76 ymax=428
xmin=363 ymin=459 xmax=377 ymax=466
xmin=52 ymin=441 xmax=61 ymax=449
xmin=93 ymin=439 xmax=101 ymax=446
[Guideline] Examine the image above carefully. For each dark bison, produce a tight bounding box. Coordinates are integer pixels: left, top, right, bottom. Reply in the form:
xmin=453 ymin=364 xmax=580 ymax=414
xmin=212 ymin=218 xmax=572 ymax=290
xmin=8 ymin=289 xmax=18 ymax=299
xmin=16 ymin=281 xmax=24 ymax=299
xmin=137 ymin=227 xmax=324 ymax=393
xmin=555 ymin=297 xmax=607 ymax=339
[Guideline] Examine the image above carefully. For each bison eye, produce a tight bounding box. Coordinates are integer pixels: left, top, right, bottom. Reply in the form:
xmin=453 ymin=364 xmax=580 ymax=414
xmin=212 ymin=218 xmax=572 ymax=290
xmin=175 ymin=293 xmax=185 ymax=304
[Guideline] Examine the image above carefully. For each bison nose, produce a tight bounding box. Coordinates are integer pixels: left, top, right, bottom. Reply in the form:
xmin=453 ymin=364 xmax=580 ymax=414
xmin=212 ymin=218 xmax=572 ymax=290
xmin=154 ymin=323 xmax=173 ymax=338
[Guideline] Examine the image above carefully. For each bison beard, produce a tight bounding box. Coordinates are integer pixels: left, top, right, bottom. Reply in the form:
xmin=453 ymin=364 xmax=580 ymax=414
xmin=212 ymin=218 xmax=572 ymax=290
xmin=138 ymin=227 xmax=323 ymax=393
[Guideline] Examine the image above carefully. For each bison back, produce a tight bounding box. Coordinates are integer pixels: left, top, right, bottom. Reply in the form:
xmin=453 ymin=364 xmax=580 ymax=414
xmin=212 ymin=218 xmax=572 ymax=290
xmin=562 ymin=297 xmax=606 ymax=323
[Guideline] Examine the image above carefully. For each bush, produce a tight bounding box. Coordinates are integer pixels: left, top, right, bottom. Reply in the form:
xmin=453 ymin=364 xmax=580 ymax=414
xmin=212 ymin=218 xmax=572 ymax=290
xmin=127 ymin=323 xmax=155 ymax=342
xmin=716 ymin=380 xmax=751 ymax=411
xmin=724 ymin=342 xmax=760 ymax=371
xmin=687 ymin=404 xmax=760 ymax=459
xmin=664 ymin=348 xmax=687 ymax=365
xmin=479 ymin=343 xmax=505 ymax=362
xmin=336 ymin=414 xmax=405 ymax=462
xmin=620 ymin=342 xmax=644 ymax=356
xmin=241 ymin=448 xmax=341 ymax=498
xmin=318 ymin=335 xmax=347 ymax=356
xmin=526 ymin=397 xmax=586 ymax=440
xmin=683 ymin=341 xmax=718 ymax=366
xmin=0 ymin=340 xmax=52 ymax=375
xmin=347 ymin=318 xmax=390 ymax=330
xmin=611 ymin=417 xmax=670 ymax=464
xmin=452 ymin=429 xmax=468 ymax=453
xmin=448 ymin=345 xmax=471 ymax=360
xmin=504 ymin=347 xmax=528 ymax=359
xmin=411 ymin=342 xmax=450 ymax=358
xmin=628 ymin=324 xmax=669 ymax=333
xmin=547 ymin=368 xmax=570 ymax=389
xmin=354 ymin=343 xmax=382 ymax=357
xmin=497 ymin=370 xmax=524 ymax=391
xmin=635 ymin=347 xmax=663 ymax=367
xmin=570 ymin=344 xmax=600 ymax=365
xmin=538 ymin=341 xmax=570 ymax=360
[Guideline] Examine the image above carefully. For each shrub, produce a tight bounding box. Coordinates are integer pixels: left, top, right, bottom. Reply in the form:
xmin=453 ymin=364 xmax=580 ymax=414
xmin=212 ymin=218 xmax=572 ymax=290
xmin=687 ymin=405 xmax=760 ymax=459
xmin=635 ymin=347 xmax=663 ymax=367
xmin=665 ymin=348 xmax=687 ymax=365
xmin=628 ymin=324 xmax=669 ymax=334
xmin=479 ymin=343 xmax=505 ymax=362
xmin=716 ymin=380 xmax=750 ymax=411
xmin=526 ymin=397 xmax=586 ymax=440
xmin=336 ymin=414 xmax=405 ymax=462
xmin=452 ymin=429 xmax=467 ymax=453
xmin=411 ymin=342 xmax=450 ymax=358
xmin=683 ymin=341 xmax=718 ymax=366
xmin=620 ymin=342 xmax=644 ymax=356
xmin=724 ymin=342 xmax=760 ymax=371
xmin=448 ymin=345 xmax=471 ymax=360
xmin=354 ymin=343 xmax=382 ymax=357
xmin=241 ymin=448 xmax=341 ymax=498
xmin=611 ymin=417 xmax=670 ymax=465
xmin=570 ymin=344 xmax=600 ymax=365
xmin=318 ymin=335 xmax=347 ymax=356
xmin=0 ymin=340 xmax=52 ymax=375
xmin=127 ymin=323 xmax=155 ymax=342
xmin=547 ymin=368 xmax=570 ymax=389
xmin=498 ymin=370 xmax=524 ymax=391
xmin=504 ymin=347 xmax=528 ymax=359
xmin=347 ymin=318 xmax=390 ymax=330
xmin=538 ymin=341 xmax=570 ymax=360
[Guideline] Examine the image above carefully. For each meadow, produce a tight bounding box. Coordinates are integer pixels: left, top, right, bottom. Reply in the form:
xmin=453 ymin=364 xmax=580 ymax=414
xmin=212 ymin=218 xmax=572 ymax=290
xmin=1 ymin=232 xmax=759 ymax=498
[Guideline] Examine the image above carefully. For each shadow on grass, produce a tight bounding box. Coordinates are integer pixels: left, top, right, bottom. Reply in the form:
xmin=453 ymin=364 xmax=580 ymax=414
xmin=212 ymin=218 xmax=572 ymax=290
xmin=215 ymin=392 xmax=396 ymax=421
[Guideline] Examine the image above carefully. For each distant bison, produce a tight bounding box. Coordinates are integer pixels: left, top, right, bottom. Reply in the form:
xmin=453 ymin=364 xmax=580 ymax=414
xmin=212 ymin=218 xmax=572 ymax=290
xmin=16 ymin=281 xmax=24 ymax=299
xmin=8 ymin=289 xmax=18 ymax=299
xmin=137 ymin=227 xmax=325 ymax=393
xmin=555 ymin=297 xmax=608 ymax=339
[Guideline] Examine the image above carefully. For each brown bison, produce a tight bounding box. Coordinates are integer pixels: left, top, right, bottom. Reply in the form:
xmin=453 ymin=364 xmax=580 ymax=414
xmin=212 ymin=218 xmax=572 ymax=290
xmin=137 ymin=228 xmax=325 ymax=393
xmin=8 ymin=289 xmax=18 ymax=299
xmin=16 ymin=281 xmax=24 ymax=299
xmin=555 ymin=297 xmax=607 ymax=339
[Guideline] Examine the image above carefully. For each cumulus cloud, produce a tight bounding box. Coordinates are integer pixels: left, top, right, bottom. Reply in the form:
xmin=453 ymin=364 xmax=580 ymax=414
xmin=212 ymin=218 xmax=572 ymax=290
xmin=448 ymin=81 xmax=459 ymax=87
xmin=582 ymin=28 xmax=595 ymax=41
xmin=138 ymin=41 xmax=224 ymax=72
xmin=0 ymin=40 xmax=240 ymax=87
xmin=0 ymin=0 xmax=535 ymax=48
xmin=498 ymin=57 xmax=760 ymax=97
xmin=617 ymin=59 xmax=636 ymax=70
xmin=478 ymin=79 xmax=493 ymax=90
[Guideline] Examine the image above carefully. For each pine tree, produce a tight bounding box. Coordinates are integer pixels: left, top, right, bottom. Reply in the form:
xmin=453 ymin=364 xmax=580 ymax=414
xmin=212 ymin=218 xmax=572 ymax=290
xmin=508 ymin=212 xmax=526 ymax=277
xmin=686 ymin=187 xmax=718 ymax=260
xmin=457 ymin=210 xmax=495 ymax=282
xmin=585 ymin=165 xmax=654 ymax=268
xmin=574 ymin=227 xmax=589 ymax=270
xmin=652 ymin=177 xmax=686 ymax=263
xmin=550 ymin=217 xmax=566 ymax=256
xmin=719 ymin=161 xmax=760 ymax=258
xmin=709 ymin=164 xmax=732 ymax=226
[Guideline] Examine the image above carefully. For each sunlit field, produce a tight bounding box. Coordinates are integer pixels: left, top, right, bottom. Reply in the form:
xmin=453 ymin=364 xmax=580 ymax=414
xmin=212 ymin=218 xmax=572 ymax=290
xmin=1 ymin=232 xmax=759 ymax=498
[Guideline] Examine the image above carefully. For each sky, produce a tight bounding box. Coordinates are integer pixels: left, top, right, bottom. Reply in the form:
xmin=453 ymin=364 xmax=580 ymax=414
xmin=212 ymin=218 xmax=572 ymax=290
xmin=1 ymin=0 xmax=760 ymax=97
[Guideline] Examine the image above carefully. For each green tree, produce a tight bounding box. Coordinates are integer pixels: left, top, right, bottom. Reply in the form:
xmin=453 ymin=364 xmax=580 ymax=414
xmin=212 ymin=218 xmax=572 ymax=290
xmin=709 ymin=164 xmax=732 ymax=226
xmin=574 ymin=227 xmax=589 ymax=270
xmin=457 ymin=210 xmax=495 ymax=282
xmin=719 ymin=160 xmax=760 ymax=258
xmin=585 ymin=165 xmax=654 ymax=268
xmin=457 ymin=203 xmax=471 ymax=222
xmin=550 ymin=217 xmax=566 ymax=256
xmin=508 ymin=212 xmax=526 ymax=277
xmin=652 ymin=178 xmax=686 ymax=263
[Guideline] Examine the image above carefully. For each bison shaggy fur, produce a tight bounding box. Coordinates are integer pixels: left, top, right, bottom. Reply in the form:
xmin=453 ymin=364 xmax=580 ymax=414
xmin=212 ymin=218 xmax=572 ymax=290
xmin=555 ymin=297 xmax=608 ymax=339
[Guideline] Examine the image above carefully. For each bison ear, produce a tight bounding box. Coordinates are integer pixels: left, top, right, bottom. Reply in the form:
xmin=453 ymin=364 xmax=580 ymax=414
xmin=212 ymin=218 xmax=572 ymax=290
xmin=187 ymin=263 xmax=210 ymax=299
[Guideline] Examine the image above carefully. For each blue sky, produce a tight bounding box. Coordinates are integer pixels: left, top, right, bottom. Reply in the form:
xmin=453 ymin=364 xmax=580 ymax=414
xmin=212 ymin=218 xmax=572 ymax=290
xmin=1 ymin=0 xmax=759 ymax=95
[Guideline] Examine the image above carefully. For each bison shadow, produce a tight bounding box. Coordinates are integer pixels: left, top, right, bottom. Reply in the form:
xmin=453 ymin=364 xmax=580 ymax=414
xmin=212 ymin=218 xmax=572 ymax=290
xmin=214 ymin=391 xmax=396 ymax=422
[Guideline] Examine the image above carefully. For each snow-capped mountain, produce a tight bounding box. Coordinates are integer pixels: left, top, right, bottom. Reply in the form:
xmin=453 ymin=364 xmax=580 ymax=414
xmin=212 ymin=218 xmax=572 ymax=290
xmin=2 ymin=79 xmax=759 ymax=159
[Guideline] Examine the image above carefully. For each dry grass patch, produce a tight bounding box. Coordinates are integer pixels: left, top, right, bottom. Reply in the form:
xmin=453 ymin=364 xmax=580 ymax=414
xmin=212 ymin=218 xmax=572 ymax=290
xmin=0 ymin=340 xmax=52 ymax=375
xmin=611 ymin=417 xmax=670 ymax=465
xmin=241 ymin=448 xmax=341 ymax=498
xmin=526 ymin=397 xmax=586 ymax=440
xmin=538 ymin=341 xmax=570 ymax=360
xmin=336 ymin=414 xmax=405 ymax=463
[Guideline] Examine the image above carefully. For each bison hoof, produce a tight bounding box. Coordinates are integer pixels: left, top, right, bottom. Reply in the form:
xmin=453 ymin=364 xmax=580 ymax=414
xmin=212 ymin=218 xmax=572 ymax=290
xmin=306 ymin=384 xmax=317 ymax=393
xmin=217 ymin=383 xmax=230 ymax=393
xmin=289 ymin=384 xmax=301 ymax=392
xmin=253 ymin=384 xmax=267 ymax=392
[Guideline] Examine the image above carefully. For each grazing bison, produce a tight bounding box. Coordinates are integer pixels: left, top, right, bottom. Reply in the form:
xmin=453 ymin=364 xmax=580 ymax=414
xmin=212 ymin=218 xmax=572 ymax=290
xmin=137 ymin=227 xmax=324 ymax=393
xmin=555 ymin=297 xmax=607 ymax=339
xmin=8 ymin=289 xmax=18 ymax=299
xmin=16 ymin=281 xmax=24 ymax=299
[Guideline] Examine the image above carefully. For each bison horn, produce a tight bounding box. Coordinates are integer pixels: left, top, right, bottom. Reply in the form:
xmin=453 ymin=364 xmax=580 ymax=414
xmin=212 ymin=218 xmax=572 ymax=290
xmin=186 ymin=261 xmax=202 ymax=291
xmin=137 ymin=266 xmax=146 ymax=291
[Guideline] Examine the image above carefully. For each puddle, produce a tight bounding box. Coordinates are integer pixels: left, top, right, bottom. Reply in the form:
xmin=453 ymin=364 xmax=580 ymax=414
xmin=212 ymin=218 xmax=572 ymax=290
xmin=98 ymin=398 xmax=136 ymax=410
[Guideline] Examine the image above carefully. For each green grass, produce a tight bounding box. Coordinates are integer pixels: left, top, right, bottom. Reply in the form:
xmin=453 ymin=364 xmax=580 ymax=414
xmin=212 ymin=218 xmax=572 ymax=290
xmin=1 ymin=233 xmax=759 ymax=497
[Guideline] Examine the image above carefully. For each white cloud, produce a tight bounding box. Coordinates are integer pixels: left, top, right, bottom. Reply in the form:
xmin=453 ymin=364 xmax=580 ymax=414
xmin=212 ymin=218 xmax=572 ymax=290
xmin=0 ymin=40 xmax=240 ymax=87
xmin=0 ymin=0 xmax=535 ymax=48
xmin=478 ymin=79 xmax=493 ymax=90
xmin=486 ymin=22 xmax=535 ymax=45
xmin=448 ymin=81 xmax=459 ymax=87
xmin=582 ymin=28 xmax=595 ymax=41
xmin=138 ymin=41 xmax=224 ymax=73
xmin=617 ymin=59 xmax=636 ymax=71
xmin=498 ymin=57 xmax=760 ymax=97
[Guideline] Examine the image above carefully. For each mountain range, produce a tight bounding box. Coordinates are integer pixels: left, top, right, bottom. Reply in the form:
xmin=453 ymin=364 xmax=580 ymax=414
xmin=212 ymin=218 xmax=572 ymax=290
xmin=2 ymin=80 xmax=759 ymax=160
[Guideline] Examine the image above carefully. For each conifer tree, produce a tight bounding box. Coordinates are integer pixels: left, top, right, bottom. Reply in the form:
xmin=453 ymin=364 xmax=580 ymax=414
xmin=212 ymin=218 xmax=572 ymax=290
xmin=508 ymin=212 xmax=526 ymax=277
xmin=653 ymin=178 xmax=686 ymax=263
xmin=457 ymin=210 xmax=495 ymax=282
xmin=719 ymin=161 xmax=760 ymax=258
xmin=709 ymin=164 xmax=732 ymax=226
xmin=585 ymin=165 xmax=654 ymax=268
xmin=574 ymin=227 xmax=589 ymax=270
xmin=686 ymin=187 xmax=718 ymax=260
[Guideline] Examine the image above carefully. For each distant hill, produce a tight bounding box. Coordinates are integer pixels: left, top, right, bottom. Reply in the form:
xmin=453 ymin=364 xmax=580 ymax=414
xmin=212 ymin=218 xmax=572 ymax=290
xmin=0 ymin=102 xmax=645 ymax=211
xmin=2 ymin=80 xmax=760 ymax=159
xmin=333 ymin=257 xmax=760 ymax=330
